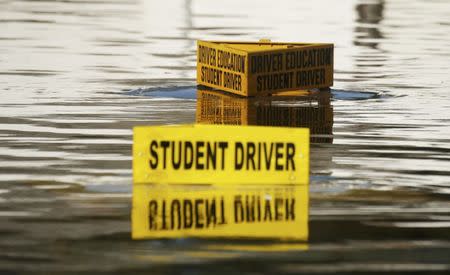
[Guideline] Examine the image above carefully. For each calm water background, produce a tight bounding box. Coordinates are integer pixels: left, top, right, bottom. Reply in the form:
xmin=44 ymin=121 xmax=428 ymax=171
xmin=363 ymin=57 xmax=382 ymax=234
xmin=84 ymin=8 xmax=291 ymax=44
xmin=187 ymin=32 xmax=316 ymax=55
xmin=1 ymin=0 xmax=450 ymax=274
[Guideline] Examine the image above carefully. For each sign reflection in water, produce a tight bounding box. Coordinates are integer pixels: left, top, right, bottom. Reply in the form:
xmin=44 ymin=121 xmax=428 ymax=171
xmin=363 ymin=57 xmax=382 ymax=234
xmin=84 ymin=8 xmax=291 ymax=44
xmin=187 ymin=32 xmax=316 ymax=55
xmin=196 ymin=88 xmax=333 ymax=144
xmin=132 ymin=185 xmax=308 ymax=240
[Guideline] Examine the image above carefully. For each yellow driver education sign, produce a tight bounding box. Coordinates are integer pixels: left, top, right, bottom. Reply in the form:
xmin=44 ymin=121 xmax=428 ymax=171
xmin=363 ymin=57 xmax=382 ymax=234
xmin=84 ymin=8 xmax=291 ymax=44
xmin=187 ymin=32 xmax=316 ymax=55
xmin=133 ymin=125 xmax=309 ymax=185
xmin=132 ymin=185 xmax=308 ymax=240
xmin=197 ymin=40 xmax=334 ymax=96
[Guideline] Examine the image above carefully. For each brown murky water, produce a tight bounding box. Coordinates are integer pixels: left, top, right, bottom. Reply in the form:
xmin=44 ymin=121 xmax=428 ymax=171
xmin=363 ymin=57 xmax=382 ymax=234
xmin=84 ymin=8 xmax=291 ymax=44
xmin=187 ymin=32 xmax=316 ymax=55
xmin=1 ymin=0 xmax=449 ymax=274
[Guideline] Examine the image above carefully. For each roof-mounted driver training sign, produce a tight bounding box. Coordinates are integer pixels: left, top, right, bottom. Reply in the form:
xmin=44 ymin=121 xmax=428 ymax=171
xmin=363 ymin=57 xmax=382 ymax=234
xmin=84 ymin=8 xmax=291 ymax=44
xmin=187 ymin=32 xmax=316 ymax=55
xmin=132 ymin=185 xmax=308 ymax=240
xmin=197 ymin=40 xmax=334 ymax=97
xmin=133 ymin=125 xmax=309 ymax=185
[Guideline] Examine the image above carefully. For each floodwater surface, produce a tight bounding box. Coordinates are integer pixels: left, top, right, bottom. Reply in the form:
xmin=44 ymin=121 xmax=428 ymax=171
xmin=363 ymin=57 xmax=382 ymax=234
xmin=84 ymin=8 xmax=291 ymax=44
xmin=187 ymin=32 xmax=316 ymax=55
xmin=0 ymin=0 xmax=449 ymax=274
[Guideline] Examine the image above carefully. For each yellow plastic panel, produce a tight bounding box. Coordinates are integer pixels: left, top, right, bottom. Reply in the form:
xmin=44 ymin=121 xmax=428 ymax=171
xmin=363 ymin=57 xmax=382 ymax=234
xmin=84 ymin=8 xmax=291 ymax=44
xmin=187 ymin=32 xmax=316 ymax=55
xmin=133 ymin=124 xmax=309 ymax=185
xmin=197 ymin=40 xmax=333 ymax=96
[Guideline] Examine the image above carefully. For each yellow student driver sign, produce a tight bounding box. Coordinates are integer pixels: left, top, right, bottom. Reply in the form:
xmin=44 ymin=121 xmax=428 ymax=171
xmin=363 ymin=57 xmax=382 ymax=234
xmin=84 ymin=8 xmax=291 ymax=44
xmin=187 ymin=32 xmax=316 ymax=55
xmin=133 ymin=125 xmax=309 ymax=185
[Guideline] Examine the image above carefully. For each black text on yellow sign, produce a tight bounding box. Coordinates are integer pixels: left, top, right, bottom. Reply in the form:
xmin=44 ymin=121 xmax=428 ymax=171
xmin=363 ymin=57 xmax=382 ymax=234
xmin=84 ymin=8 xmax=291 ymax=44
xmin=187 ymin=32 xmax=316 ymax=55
xmin=132 ymin=185 xmax=308 ymax=240
xmin=133 ymin=125 xmax=309 ymax=185
xmin=197 ymin=40 xmax=334 ymax=96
